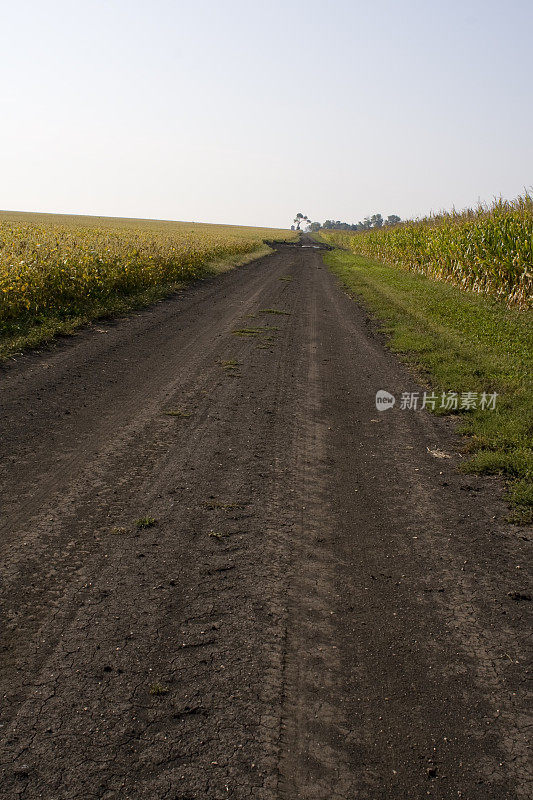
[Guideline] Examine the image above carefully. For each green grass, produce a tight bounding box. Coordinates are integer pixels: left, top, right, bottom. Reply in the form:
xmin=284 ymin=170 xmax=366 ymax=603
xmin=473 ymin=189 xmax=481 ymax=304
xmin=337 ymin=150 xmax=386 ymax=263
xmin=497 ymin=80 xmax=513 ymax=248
xmin=324 ymin=249 xmax=533 ymax=521
xmin=232 ymin=326 xmax=279 ymax=337
xmin=163 ymin=409 xmax=192 ymax=418
xmin=220 ymin=358 xmax=241 ymax=376
xmin=149 ymin=682 xmax=169 ymax=696
xmin=135 ymin=516 xmax=158 ymax=529
xmin=208 ymin=530 xmax=226 ymax=539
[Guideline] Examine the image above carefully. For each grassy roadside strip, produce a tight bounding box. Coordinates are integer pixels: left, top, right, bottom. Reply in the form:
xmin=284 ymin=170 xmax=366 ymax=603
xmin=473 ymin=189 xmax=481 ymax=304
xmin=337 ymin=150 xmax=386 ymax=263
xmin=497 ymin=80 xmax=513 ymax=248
xmin=0 ymin=244 xmax=272 ymax=361
xmin=323 ymin=249 xmax=533 ymax=523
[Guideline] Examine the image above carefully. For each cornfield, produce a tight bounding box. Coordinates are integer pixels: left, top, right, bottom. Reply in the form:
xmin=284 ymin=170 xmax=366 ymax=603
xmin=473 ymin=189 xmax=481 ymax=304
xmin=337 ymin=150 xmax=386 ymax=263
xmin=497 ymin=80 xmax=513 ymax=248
xmin=319 ymin=194 xmax=533 ymax=308
xmin=0 ymin=212 xmax=294 ymax=328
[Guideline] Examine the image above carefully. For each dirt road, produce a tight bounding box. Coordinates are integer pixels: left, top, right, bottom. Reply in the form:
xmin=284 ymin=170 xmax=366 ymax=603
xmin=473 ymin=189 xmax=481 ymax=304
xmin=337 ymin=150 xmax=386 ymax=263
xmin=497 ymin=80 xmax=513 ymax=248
xmin=0 ymin=240 xmax=531 ymax=799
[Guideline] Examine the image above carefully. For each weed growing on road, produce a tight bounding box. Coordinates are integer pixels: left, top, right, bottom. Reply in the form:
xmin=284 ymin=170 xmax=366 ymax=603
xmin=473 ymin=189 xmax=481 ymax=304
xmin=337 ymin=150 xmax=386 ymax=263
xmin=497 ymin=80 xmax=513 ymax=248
xmin=232 ymin=326 xmax=279 ymax=337
xmin=149 ymin=683 xmax=169 ymax=695
xmin=232 ymin=327 xmax=262 ymax=336
xmin=164 ymin=409 xmax=192 ymax=418
xmin=208 ymin=530 xmax=226 ymax=539
xmin=135 ymin=517 xmax=158 ymax=529
xmin=221 ymin=359 xmax=240 ymax=371
xmin=258 ymin=308 xmax=291 ymax=315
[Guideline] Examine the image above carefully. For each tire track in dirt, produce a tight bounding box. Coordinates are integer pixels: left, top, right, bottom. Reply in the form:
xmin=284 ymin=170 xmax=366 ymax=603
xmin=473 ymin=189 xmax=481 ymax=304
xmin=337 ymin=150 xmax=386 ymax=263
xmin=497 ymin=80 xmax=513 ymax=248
xmin=277 ymin=280 xmax=360 ymax=798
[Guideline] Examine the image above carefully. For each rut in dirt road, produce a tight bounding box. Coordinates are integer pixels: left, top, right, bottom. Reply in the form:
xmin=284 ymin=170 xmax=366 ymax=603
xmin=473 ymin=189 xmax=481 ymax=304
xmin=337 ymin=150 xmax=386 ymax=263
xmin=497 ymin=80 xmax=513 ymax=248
xmin=0 ymin=240 xmax=531 ymax=800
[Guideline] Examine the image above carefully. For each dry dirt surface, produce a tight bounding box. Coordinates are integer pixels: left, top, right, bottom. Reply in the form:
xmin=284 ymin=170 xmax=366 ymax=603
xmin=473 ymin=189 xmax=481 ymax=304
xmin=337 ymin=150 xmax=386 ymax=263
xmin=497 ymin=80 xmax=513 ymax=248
xmin=0 ymin=238 xmax=531 ymax=800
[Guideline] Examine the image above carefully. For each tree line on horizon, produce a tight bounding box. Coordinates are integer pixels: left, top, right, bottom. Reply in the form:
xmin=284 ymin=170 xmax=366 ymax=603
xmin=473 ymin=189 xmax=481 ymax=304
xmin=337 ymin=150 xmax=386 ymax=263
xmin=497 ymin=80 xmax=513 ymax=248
xmin=307 ymin=213 xmax=401 ymax=232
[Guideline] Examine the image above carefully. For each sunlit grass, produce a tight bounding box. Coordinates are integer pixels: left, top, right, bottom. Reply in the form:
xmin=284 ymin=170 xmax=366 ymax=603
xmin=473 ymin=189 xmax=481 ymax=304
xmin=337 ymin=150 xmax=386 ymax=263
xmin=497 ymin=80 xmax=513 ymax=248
xmin=324 ymin=249 xmax=532 ymax=521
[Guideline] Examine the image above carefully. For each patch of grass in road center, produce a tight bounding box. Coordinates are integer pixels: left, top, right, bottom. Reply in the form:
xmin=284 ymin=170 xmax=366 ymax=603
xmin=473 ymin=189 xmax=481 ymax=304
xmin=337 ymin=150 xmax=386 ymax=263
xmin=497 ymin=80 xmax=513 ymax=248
xmin=324 ymin=249 xmax=533 ymax=522
xmin=256 ymin=333 xmax=278 ymax=350
xmin=279 ymin=275 xmax=293 ymax=282
xmin=232 ymin=326 xmax=279 ymax=337
xmin=208 ymin=530 xmax=227 ymax=539
xmin=163 ymin=408 xmax=192 ymax=418
xmin=135 ymin=516 xmax=158 ymax=529
xmin=258 ymin=308 xmax=292 ymax=315
xmin=232 ymin=327 xmax=262 ymax=336
xmin=149 ymin=682 xmax=169 ymax=696
xmin=220 ymin=359 xmax=240 ymax=371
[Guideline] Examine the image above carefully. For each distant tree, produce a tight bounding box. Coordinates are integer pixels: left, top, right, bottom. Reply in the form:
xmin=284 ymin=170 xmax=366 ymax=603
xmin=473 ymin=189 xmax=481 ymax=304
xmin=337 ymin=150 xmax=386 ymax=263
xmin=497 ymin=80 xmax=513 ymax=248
xmin=317 ymin=217 xmax=401 ymax=231
xmin=315 ymin=213 xmax=402 ymax=232
xmin=293 ymin=212 xmax=309 ymax=230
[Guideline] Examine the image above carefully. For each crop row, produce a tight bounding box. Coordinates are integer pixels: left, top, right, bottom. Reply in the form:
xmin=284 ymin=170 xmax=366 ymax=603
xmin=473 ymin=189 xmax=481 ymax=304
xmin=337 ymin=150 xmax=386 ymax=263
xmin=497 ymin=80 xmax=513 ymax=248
xmin=318 ymin=194 xmax=532 ymax=308
xmin=0 ymin=214 xmax=292 ymax=326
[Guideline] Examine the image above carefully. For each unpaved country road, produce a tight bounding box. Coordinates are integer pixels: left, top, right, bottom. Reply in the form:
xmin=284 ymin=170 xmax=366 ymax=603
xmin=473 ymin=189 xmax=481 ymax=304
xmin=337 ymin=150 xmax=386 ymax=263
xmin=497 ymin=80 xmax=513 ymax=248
xmin=0 ymin=240 xmax=531 ymax=799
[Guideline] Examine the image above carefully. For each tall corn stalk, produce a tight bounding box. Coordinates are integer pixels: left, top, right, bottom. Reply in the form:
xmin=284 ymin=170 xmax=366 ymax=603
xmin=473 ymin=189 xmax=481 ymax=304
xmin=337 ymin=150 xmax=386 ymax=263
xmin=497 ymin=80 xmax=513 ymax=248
xmin=319 ymin=194 xmax=533 ymax=308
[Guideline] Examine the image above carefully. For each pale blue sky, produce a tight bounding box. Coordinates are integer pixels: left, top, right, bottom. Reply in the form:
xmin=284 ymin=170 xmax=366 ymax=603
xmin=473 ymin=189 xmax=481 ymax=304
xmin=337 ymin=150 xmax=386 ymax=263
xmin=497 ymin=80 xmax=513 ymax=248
xmin=1 ymin=0 xmax=531 ymax=228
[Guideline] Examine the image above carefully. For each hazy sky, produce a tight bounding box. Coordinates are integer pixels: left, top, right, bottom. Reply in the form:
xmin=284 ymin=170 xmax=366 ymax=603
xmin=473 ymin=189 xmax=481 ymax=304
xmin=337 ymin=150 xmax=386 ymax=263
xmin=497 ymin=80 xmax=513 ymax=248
xmin=1 ymin=0 xmax=532 ymax=228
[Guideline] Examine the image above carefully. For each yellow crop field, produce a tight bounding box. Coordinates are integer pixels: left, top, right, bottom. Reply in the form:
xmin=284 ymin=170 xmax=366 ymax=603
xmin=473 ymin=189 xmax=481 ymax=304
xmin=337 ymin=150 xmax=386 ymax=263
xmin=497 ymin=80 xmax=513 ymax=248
xmin=0 ymin=211 xmax=295 ymax=322
xmin=0 ymin=211 xmax=295 ymax=353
